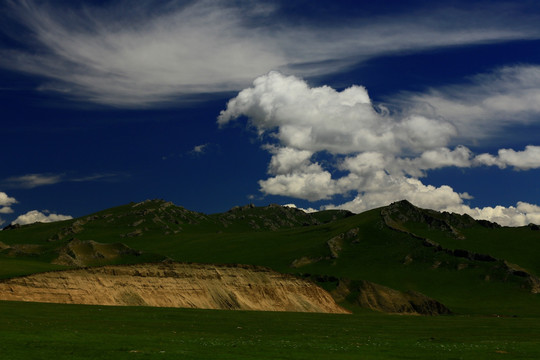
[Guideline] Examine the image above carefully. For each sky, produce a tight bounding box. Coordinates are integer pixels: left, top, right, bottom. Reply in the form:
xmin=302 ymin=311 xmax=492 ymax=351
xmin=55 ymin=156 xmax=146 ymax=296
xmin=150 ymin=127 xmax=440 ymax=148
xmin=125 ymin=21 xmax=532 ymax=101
xmin=1 ymin=0 xmax=540 ymax=227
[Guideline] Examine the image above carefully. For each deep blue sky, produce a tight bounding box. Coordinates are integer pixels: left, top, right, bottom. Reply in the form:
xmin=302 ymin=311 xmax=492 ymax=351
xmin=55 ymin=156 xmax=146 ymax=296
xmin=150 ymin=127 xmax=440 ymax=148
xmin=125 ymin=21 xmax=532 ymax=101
xmin=1 ymin=0 xmax=540 ymax=226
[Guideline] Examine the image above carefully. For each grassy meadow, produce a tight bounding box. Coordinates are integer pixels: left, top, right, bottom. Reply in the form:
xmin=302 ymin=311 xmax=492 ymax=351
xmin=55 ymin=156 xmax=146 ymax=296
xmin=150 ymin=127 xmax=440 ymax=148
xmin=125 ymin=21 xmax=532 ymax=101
xmin=1 ymin=300 xmax=540 ymax=360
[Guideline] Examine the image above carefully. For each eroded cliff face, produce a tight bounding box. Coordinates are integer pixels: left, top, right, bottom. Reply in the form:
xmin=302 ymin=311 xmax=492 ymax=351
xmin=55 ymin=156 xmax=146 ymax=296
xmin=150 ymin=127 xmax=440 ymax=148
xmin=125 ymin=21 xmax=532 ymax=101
xmin=0 ymin=263 xmax=349 ymax=314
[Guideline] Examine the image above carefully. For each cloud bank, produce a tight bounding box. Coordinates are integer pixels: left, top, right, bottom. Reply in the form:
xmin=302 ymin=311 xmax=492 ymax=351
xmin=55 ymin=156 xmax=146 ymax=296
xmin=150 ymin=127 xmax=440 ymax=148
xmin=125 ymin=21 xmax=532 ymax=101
xmin=219 ymin=70 xmax=540 ymax=226
xmin=1 ymin=0 xmax=539 ymax=106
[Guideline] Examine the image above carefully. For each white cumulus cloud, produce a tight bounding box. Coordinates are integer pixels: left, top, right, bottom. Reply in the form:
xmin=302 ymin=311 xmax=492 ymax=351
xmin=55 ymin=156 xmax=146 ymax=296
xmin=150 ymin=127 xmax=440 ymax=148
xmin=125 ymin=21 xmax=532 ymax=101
xmin=218 ymin=71 xmax=456 ymax=154
xmin=327 ymin=177 xmax=465 ymax=214
xmin=12 ymin=210 xmax=73 ymax=226
xmin=447 ymin=202 xmax=540 ymax=227
xmin=282 ymin=204 xmax=318 ymax=213
xmin=191 ymin=144 xmax=209 ymax=155
xmin=0 ymin=192 xmax=17 ymax=215
xmin=219 ymin=71 xmax=540 ymax=226
xmin=259 ymin=168 xmax=338 ymax=202
xmin=266 ymin=146 xmax=314 ymax=175
xmin=475 ymin=145 xmax=540 ymax=170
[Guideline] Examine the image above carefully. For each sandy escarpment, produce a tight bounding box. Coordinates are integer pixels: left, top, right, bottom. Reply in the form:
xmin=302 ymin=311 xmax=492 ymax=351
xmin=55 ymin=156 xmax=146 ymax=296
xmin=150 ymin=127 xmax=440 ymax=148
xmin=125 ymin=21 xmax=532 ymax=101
xmin=0 ymin=262 xmax=349 ymax=314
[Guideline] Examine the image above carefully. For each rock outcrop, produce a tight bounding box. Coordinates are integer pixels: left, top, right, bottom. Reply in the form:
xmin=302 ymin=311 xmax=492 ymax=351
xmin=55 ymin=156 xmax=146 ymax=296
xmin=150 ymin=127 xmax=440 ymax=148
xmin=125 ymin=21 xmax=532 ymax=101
xmin=503 ymin=261 xmax=540 ymax=294
xmin=0 ymin=262 xmax=349 ymax=314
xmin=219 ymin=204 xmax=320 ymax=230
xmin=52 ymin=239 xmax=143 ymax=267
xmin=333 ymin=279 xmax=451 ymax=315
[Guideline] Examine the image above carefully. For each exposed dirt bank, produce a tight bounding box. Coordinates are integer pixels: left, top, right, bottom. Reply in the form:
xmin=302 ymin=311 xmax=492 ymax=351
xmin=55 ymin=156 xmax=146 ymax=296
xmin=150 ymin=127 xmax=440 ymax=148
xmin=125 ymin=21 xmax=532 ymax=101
xmin=0 ymin=262 xmax=349 ymax=314
xmin=331 ymin=279 xmax=451 ymax=315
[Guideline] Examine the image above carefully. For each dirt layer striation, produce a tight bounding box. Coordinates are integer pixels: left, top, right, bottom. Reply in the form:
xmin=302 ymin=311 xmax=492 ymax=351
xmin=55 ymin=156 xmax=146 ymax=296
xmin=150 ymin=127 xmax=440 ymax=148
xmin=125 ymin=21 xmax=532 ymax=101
xmin=0 ymin=262 xmax=349 ymax=314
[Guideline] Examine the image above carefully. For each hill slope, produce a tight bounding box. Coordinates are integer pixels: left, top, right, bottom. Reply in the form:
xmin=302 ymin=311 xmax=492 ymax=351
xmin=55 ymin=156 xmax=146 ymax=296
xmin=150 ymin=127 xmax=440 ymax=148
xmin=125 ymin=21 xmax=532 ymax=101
xmin=1 ymin=199 xmax=539 ymax=315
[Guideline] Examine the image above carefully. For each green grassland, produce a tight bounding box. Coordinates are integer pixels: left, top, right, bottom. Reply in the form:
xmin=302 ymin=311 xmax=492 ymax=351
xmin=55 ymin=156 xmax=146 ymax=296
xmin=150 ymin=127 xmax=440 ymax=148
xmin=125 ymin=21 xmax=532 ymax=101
xmin=1 ymin=300 xmax=540 ymax=360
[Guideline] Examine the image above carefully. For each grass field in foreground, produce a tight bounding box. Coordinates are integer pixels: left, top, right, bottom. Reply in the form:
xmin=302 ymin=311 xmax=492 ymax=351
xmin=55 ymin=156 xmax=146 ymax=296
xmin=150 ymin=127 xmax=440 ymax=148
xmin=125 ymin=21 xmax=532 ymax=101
xmin=1 ymin=301 xmax=540 ymax=360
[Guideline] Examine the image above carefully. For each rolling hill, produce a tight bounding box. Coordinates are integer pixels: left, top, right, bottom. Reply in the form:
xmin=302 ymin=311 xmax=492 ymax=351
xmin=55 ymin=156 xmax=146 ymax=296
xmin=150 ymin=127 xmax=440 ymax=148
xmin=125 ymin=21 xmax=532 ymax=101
xmin=1 ymin=199 xmax=539 ymax=316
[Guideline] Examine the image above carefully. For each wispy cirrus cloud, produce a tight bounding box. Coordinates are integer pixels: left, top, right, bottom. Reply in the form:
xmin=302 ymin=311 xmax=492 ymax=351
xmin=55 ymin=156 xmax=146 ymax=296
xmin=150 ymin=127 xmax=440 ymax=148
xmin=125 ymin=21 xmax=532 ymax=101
xmin=2 ymin=173 xmax=63 ymax=189
xmin=2 ymin=172 xmax=125 ymax=189
xmin=70 ymin=173 xmax=125 ymax=182
xmin=394 ymin=65 xmax=540 ymax=141
xmin=1 ymin=0 xmax=539 ymax=106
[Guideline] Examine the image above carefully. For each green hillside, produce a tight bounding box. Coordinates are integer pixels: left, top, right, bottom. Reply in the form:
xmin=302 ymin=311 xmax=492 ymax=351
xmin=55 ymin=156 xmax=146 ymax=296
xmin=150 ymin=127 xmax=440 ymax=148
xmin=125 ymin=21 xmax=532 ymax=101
xmin=1 ymin=199 xmax=539 ymax=316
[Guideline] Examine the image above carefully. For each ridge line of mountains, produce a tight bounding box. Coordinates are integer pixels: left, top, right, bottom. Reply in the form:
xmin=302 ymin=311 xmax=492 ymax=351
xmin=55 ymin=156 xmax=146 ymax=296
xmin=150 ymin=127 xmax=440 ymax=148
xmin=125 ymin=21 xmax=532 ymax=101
xmin=1 ymin=199 xmax=539 ymax=316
